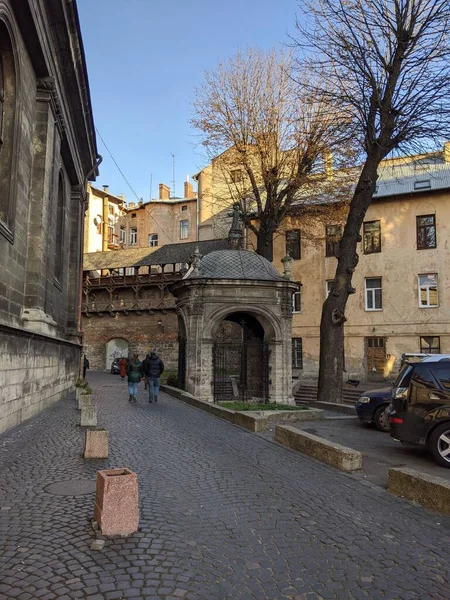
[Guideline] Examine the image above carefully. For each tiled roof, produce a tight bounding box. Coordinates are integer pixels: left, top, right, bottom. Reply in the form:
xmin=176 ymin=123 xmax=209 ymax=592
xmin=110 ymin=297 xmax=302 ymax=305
xmin=191 ymin=250 xmax=285 ymax=281
xmin=83 ymin=239 xmax=229 ymax=271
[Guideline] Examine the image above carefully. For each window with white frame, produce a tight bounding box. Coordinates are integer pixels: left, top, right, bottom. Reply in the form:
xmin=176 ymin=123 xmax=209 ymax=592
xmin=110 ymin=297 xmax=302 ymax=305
xmin=365 ymin=277 xmax=382 ymax=310
xmin=130 ymin=227 xmax=137 ymax=245
xmin=418 ymin=274 xmax=438 ymax=307
xmin=120 ymin=226 xmax=126 ymax=244
xmin=326 ymin=280 xmax=333 ymax=297
xmin=180 ymin=219 xmax=189 ymax=240
xmin=292 ymin=287 xmax=301 ymax=313
xmin=292 ymin=338 xmax=303 ymax=369
xmin=148 ymin=233 xmax=158 ymax=247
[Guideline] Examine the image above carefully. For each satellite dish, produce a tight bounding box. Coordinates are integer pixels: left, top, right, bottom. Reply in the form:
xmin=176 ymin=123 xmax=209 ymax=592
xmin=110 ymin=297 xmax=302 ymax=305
xmin=93 ymin=217 xmax=99 ymax=226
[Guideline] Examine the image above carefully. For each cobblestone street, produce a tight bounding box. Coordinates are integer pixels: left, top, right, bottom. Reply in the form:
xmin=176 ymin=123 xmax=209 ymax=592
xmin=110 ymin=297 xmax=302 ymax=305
xmin=1 ymin=372 xmax=450 ymax=600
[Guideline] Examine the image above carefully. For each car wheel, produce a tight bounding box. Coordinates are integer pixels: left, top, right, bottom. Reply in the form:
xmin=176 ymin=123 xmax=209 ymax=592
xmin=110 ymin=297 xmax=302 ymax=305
xmin=429 ymin=422 xmax=450 ymax=468
xmin=373 ymin=405 xmax=389 ymax=432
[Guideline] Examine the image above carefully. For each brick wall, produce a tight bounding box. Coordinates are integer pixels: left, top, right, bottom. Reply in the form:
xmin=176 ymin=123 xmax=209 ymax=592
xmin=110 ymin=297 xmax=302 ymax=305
xmin=0 ymin=326 xmax=79 ymax=434
xmin=82 ymin=311 xmax=179 ymax=373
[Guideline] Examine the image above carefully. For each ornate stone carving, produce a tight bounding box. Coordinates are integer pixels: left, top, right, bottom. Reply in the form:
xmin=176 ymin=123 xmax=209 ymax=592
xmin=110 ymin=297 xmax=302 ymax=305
xmin=188 ymin=300 xmax=204 ymax=316
xmin=36 ymin=77 xmax=66 ymax=134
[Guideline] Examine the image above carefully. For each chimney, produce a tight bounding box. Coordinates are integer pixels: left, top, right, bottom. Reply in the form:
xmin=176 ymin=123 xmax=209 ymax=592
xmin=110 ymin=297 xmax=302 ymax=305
xmin=103 ymin=184 xmax=109 ymax=193
xmin=444 ymin=142 xmax=450 ymax=163
xmin=184 ymin=176 xmax=195 ymax=199
xmin=159 ymin=183 xmax=170 ymax=200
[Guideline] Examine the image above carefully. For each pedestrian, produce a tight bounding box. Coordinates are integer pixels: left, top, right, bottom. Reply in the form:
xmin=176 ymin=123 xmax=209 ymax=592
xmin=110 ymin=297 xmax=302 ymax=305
xmin=142 ymin=354 xmax=150 ymax=389
xmin=126 ymin=354 xmax=143 ymax=403
xmin=83 ymin=354 xmax=89 ymax=379
xmin=119 ymin=356 xmax=127 ymax=380
xmin=143 ymin=350 xmax=164 ymax=403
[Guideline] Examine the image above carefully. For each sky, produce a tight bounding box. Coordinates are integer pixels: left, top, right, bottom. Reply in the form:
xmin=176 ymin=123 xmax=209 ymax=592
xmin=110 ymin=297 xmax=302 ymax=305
xmin=77 ymin=0 xmax=299 ymax=203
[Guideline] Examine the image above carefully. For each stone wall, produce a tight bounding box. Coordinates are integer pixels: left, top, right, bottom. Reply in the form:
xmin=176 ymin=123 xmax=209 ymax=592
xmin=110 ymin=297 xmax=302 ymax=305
xmin=0 ymin=326 xmax=79 ymax=434
xmin=82 ymin=311 xmax=179 ymax=373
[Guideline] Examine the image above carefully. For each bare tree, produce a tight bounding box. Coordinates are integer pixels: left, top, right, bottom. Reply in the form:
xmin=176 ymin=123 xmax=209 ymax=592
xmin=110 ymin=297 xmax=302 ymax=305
xmin=294 ymin=0 xmax=450 ymax=402
xmin=191 ymin=47 xmax=349 ymax=260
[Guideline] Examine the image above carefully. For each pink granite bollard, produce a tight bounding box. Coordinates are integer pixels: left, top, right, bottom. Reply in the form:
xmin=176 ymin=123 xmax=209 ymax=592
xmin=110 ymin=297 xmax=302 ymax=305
xmin=84 ymin=429 xmax=109 ymax=459
xmin=94 ymin=469 xmax=139 ymax=536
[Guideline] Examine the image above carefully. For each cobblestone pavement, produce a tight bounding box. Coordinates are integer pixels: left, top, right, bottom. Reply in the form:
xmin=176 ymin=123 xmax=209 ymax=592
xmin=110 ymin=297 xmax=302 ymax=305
xmin=0 ymin=372 xmax=450 ymax=600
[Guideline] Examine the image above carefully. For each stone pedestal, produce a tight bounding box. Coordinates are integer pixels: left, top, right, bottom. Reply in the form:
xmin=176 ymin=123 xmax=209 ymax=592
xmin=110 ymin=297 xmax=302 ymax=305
xmin=78 ymin=394 xmax=92 ymax=410
xmin=94 ymin=469 xmax=139 ymax=536
xmin=80 ymin=405 xmax=97 ymax=427
xmin=84 ymin=429 xmax=108 ymax=459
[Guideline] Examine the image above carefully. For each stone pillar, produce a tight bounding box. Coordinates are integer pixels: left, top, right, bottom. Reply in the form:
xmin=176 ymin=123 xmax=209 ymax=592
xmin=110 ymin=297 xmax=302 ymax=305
xmin=66 ymin=185 xmax=84 ymax=335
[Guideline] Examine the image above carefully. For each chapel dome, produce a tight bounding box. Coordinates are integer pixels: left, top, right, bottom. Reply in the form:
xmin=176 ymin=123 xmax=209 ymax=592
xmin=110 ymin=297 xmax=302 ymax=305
xmin=195 ymin=249 xmax=285 ymax=281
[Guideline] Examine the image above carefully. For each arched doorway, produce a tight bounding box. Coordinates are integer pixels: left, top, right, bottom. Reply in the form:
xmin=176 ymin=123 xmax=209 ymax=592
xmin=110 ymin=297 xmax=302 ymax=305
xmin=106 ymin=338 xmax=129 ymax=370
xmin=213 ymin=312 xmax=269 ymax=403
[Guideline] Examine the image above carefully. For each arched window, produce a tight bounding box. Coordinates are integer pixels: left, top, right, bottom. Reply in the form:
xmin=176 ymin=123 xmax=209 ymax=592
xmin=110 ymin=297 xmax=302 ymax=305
xmin=0 ymin=19 xmax=17 ymax=239
xmin=54 ymin=172 xmax=65 ymax=283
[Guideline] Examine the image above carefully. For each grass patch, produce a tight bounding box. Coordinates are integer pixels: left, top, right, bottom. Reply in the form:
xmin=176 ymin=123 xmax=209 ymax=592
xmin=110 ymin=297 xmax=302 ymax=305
xmin=219 ymin=401 xmax=306 ymax=411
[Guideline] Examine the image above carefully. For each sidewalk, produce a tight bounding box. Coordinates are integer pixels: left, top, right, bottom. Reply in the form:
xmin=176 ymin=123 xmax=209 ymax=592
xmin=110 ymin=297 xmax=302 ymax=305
xmin=0 ymin=371 xmax=449 ymax=600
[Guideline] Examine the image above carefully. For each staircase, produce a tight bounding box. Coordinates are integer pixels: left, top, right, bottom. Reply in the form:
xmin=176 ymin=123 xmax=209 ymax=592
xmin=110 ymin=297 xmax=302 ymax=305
xmin=294 ymin=381 xmax=381 ymax=406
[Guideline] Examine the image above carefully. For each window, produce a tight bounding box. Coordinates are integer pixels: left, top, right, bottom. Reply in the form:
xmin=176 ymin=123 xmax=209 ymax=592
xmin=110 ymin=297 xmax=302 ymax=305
xmin=120 ymin=226 xmax=126 ymax=244
xmin=326 ymin=280 xmax=333 ymax=297
xmin=420 ymin=336 xmax=440 ymax=354
xmin=130 ymin=227 xmax=137 ymax=245
xmin=108 ymin=205 xmax=114 ymax=216
xmin=292 ymin=338 xmax=303 ymax=369
xmin=325 ymin=225 xmax=342 ymax=257
xmin=131 ymin=213 xmax=136 ymax=219
xmin=96 ymin=217 xmax=102 ymax=235
xmin=418 ymin=274 xmax=438 ymax=307
xmin=292 ymin=288 xmax=301 ymax=313
xmin=0 ymin=23 xmax=17 ymax=239
xmin=286 ymin=230 xmax=301 ymax=260
xmin=365 ymin=277 xmax=382 ymax=310
xmin=54 ymin=172 xmax=65 ymax=283
xmin=148 ymin=233 xmax=158 ymax=247
xmin=180 ymin=219 xmax=189 ymax=240
xmin=181 ymin=205 xmax=188 ymax=212
xmin=363 ymin=221 xmax=381 ymax=254
xmin=108 ymin=226 xmax=114 ymax=243
xmin=230 ymin=169 xmax=243 ymax=183
xmin=417 ymin=215 xmax=436 ymax=249
xmin=414 ymin=179 xmax=431 ymax=191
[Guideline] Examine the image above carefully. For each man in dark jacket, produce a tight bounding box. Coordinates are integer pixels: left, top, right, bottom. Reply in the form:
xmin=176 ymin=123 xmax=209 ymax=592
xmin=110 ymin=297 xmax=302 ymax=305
xmin=83 ymin=355 xmax=89 ymax=379
xmin=142 ymin=354 xmax=150 ymax=389
xmin=144 ymin=351 xmax=164 ymax=403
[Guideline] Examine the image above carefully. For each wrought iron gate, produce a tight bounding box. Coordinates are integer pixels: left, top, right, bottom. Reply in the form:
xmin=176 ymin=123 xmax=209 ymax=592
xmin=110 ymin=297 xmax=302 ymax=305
xmin=213 ymin=340 xmax=269 ymax=403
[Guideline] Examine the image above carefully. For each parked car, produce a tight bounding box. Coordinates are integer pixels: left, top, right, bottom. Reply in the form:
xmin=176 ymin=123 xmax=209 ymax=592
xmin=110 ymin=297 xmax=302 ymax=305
xmin=389 ymin=355 xmax=450 ymax=467
xmin=111 ymin=358 xmax=125 ymax=374
xmin=355 ymin=387 xmax=392 ymax=431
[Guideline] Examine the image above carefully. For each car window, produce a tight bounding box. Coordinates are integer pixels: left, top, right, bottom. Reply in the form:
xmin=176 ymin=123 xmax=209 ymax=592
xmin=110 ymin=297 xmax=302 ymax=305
xmin=431 ymin=365 xmax=450 ymax=391
xmin=394 ymin=363 xmax=413 ymax=388
xmin=409 ymin=366 xmax=439 ymax=404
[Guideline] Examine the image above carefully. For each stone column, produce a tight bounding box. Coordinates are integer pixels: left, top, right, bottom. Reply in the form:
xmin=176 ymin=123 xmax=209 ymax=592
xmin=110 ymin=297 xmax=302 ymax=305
xmin=66 ymin=185 xmax=84 ymax=337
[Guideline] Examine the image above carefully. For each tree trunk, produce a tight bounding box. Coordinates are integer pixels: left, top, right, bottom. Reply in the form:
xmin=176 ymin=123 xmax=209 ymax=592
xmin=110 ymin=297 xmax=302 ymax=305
xmin=318 ymin=156 xmax=380 ymax=403
xmin=256 ymin=229 xmax=274 ymax=261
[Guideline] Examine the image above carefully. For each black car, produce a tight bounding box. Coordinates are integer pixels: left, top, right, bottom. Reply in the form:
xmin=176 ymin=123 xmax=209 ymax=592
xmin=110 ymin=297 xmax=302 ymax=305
xmin=389 ymin=356 xmax=450 ymax=467
xmin=111 ymin=358 xmax=121 ymax=374
xmin=355 ymin=387 xmax=392 ymax=431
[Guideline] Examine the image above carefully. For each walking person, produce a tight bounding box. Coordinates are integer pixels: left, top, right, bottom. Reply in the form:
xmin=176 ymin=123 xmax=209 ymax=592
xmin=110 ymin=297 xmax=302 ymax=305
xmin=82 ymin=354 xmax=89 ymax=380
xmin=142 ymin=354 xmax=150 ymax=390
xmin=144 ymin=351 xmax=164 ymax=403
xmin=126 ymin=354 xmax=143 ymax=403
xmin=119 ymin=356 xmax=127 ymax=380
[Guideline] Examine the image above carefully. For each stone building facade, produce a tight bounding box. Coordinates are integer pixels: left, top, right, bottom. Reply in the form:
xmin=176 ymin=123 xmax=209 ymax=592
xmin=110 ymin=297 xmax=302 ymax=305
xmin=84 ymin=184 xmax=125 ymax=253
xmin=0 ymin=0 xmax=99 ymax=433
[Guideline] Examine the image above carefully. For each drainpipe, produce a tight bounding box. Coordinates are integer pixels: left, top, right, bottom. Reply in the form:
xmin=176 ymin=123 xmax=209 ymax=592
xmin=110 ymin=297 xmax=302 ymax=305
xmin=102 ymin=185 xmax=109 ymax=252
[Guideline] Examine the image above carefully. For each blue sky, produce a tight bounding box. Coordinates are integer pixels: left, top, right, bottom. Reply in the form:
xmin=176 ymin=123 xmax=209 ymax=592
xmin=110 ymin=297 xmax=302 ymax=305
xmin=77 ymin=0 xmax=299 ymax=202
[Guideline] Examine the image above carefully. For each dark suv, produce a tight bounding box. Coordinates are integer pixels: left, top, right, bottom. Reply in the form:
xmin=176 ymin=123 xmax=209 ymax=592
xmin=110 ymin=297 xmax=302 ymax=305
xmin=389 ymin=355 xmax=450 ymax=467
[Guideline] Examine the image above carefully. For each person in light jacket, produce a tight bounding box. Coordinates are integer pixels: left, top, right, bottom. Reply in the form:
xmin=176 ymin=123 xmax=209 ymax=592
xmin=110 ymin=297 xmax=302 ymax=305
xmin=143 ymin=351 xmax=164 ymax=403
xmin=126 ymin=354 xmax=143 ymax=403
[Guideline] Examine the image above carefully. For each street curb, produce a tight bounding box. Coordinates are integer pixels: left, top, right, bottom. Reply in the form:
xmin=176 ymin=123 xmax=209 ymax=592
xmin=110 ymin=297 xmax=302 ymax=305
xmin=274 ymin=424 xmax=363 ymax=472
xmin=388 ymin=467 xmax=450 ymax=516
xmin=160 ymin=385 xmax=322 ymax=433
xmin=296 ymin=400 xmax=356 ymax=415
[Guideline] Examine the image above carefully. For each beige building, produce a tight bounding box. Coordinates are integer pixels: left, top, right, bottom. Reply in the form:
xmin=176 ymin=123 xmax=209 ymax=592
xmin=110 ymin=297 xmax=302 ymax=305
xmin=122 ymin=180 xmax=197 ymax=250
xmin=84 ymin=184 xmax=125 ymax=253
xmin=195 ymin=144 xmax=450 ymax=383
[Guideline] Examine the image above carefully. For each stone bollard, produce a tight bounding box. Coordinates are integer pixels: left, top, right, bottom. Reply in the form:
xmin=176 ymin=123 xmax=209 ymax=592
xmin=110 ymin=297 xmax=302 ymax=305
xmin=94 ymin=469 xmax=139 ymax=536
xmin=79 ymin=393 xmax=92 ymax=411
xmin=80 ymin=404 xmax=97 ymax=427
xmin=84 ymin=429 xmax=108 ymax=459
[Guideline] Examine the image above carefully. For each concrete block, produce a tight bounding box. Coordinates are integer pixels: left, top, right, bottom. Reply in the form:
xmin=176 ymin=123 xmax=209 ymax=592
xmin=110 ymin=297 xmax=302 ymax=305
xmin=235 ymin=412 xmax=268 ymax=432
xmin=78 ymin=393 xmax=92 ymax=411
xmin=388 ymin=467 xmax=450 ymax=515
xmin=275 ymin=424 xmax=362 ymax=472
xmin=80 ymin=405 xmax=97 ymax=427
xmin=262 ymin=408 xmax=324 ymax=423
xmin=94 ymin=468 xmax=139 ymax=536
xmin=84 ymin=429 xmax=108 ymax=459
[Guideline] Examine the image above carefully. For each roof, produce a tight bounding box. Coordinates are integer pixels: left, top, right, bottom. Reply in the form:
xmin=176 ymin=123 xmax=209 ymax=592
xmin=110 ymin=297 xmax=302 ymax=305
xmin=126 ymin=198 xmax=196 ymax=211
xmin=83 ymin=239 xmax=229 ymax=271
xmin=189 ymin=249 xmax=286 ymax=281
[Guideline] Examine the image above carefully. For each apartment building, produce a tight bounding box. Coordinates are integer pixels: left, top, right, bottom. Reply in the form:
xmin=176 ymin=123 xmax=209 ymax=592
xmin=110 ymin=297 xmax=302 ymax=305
xmin=84 ymin=184 xmax=125 ymax=253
